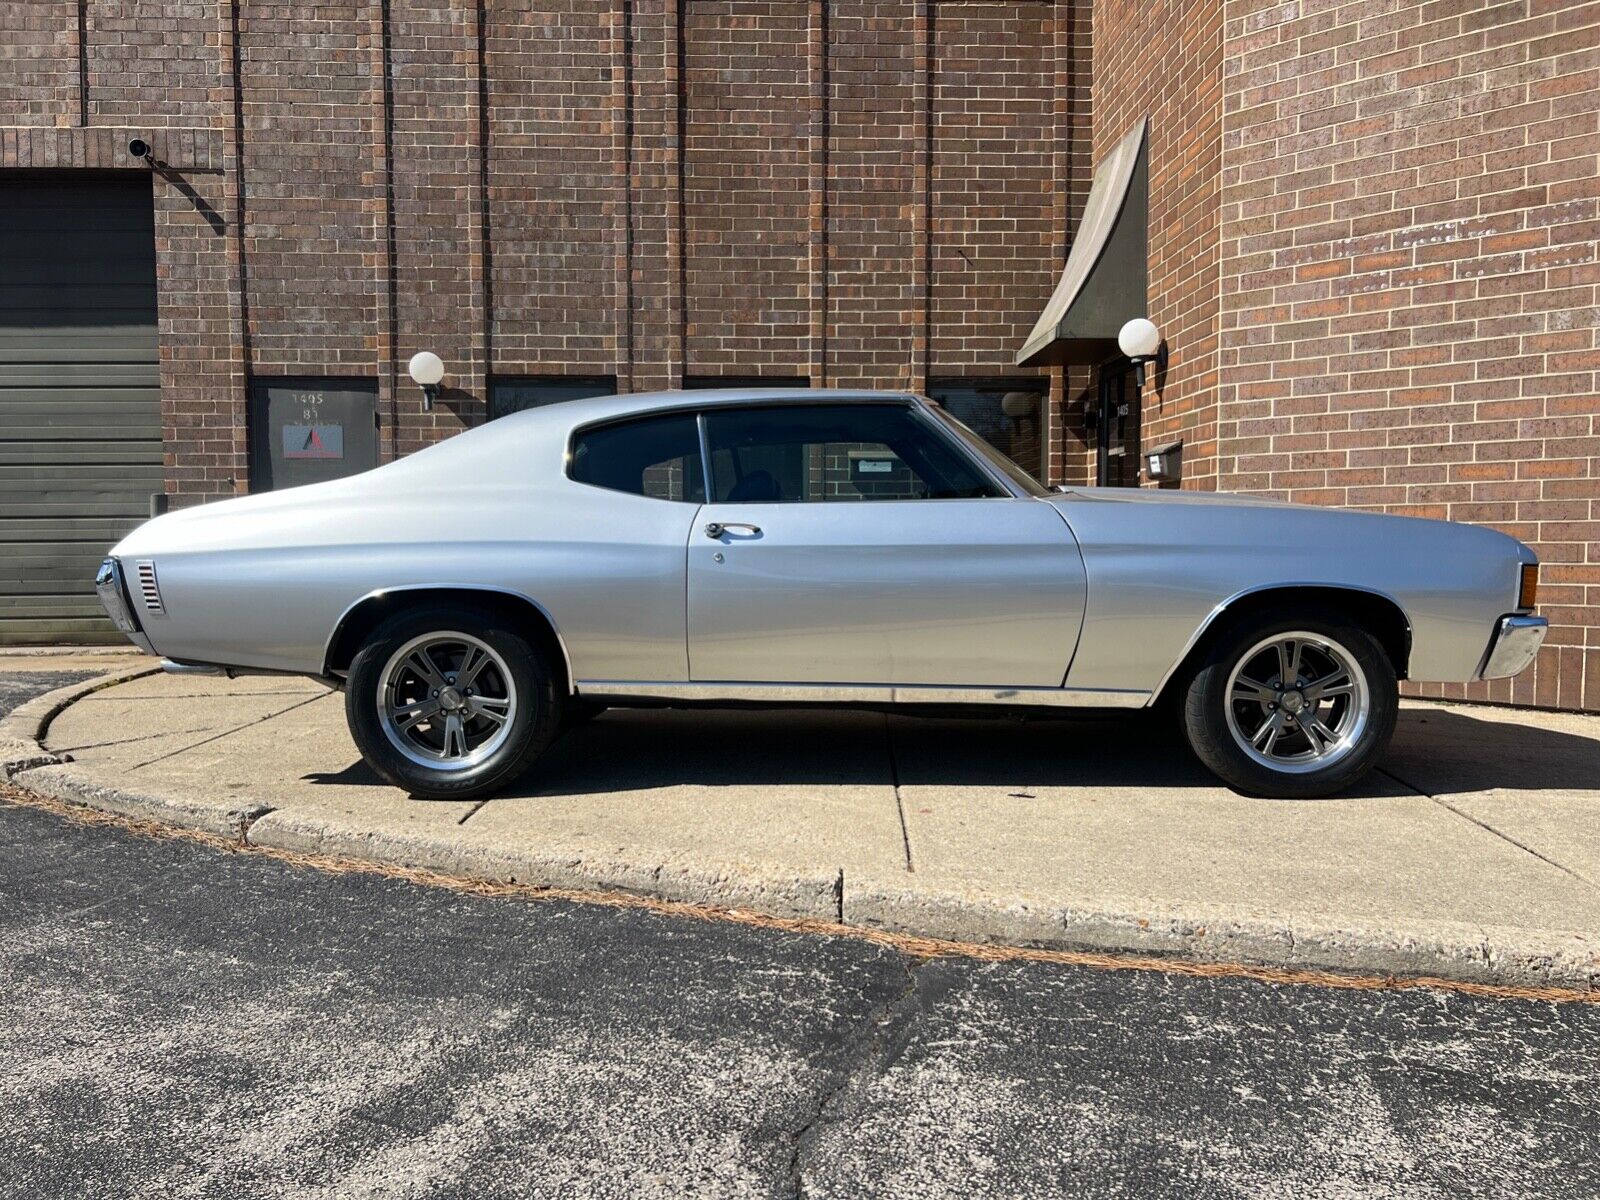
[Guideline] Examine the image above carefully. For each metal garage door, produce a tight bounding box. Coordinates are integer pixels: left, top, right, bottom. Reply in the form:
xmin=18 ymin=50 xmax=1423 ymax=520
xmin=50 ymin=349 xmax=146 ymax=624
xmin=0 ymin=174 xmax=161 ymax=643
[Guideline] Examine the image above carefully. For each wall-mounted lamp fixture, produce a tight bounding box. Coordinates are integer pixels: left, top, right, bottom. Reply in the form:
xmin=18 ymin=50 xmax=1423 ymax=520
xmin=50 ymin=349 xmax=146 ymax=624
xmin=127 ymin=138 xmax=154 ymax=165
xmin=408 ymin=351 xmax=445 ymax=412
xmin=1000 ymin=391 xmax=1037 ymax=418
xmin=1118 ymin=317 xmax=1162 ymax=388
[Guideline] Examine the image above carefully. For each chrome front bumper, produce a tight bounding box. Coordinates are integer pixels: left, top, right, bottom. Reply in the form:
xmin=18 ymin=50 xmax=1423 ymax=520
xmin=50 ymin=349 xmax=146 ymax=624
xmin=95 ymin=557 xmax=156 ymax=655
xmin=1479 ymin=614 xmax=1547 ymax=680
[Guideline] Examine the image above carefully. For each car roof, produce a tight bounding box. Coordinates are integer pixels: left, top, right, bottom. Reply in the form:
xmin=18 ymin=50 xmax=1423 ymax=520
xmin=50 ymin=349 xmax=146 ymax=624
xmin=496 ymin=387 xmax=924 ymax=433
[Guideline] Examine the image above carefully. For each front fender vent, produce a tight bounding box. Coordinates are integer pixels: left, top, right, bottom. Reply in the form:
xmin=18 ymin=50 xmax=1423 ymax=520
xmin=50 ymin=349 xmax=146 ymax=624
xmin=135 ymin=560 xmax=165 ymax=615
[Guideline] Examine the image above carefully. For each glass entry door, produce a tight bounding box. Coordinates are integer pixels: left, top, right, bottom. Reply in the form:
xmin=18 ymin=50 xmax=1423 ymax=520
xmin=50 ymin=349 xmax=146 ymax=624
xmin=1094 ymin=362 xmax=1141 ymax=487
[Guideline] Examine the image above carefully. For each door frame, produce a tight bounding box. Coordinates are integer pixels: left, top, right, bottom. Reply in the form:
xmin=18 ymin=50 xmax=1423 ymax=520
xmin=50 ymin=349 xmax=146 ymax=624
xmin=1093 ymin=360 xmax=1141 ymax=487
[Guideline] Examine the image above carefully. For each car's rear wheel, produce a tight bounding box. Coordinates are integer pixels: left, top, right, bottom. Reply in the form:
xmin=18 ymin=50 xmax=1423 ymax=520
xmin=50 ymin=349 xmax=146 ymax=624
xmin=345 ymin=605 xmax=561 ymax=799
xmin=1181 ymin=609 xmax=1397 ymax=797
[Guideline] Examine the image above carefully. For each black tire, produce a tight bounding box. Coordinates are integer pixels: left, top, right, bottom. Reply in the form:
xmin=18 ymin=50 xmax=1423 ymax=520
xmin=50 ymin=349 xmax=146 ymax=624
xmin=1181 ymin=607 xmax=1397 ymax=798
xmin=344 ymin=603 xmax=562 ymax=800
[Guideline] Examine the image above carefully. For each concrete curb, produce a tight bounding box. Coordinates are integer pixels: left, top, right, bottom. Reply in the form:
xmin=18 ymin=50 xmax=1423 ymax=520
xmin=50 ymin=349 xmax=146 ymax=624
xmin=7 ymin=670 xmax=1597 ymax=992
xmin=0 ymin=665 xmax=163 ymax=778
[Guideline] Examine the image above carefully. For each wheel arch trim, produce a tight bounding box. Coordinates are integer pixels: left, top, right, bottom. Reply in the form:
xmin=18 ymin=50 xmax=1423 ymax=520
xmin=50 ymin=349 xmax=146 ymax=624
xmin=1147 ymin=581 xmax=1413 ymax=705
xmin=322 ymin=584 xmax=577 ymax=692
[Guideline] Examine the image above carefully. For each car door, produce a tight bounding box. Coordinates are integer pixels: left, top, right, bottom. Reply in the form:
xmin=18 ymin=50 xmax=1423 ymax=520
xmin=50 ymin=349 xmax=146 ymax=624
xmin=686 ymin=401 xmax=1086 ymax=687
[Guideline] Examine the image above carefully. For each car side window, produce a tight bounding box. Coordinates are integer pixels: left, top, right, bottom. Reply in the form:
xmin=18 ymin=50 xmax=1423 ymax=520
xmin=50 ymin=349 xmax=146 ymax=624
xmin=569 ymin=413 xmax=707 ymax=503
xmin=702 ymin=404 xmax=1002 ymax=503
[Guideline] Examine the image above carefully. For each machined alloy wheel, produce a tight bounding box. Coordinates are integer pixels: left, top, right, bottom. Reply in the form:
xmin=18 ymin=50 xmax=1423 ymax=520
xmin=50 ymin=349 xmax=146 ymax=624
xmin=1222 ymin=631 xmax=1370 ymax=775
xmin=1181 ymin=608 xmax=1398 ymax=798
xmin=345 ymin=604 xmax=561 ymax=800
xmin=377 ymin=632 xmax=518 ymax=771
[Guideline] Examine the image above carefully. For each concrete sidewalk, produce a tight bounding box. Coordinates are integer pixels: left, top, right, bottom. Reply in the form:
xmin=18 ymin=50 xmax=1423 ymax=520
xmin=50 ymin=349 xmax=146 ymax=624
xmin=4 ymin=662 xmax=1599 ymax=989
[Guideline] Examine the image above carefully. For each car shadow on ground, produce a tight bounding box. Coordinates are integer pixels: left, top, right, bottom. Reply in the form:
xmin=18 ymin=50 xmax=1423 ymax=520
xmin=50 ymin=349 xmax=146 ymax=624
xmin=303 ymin=704 xmax=1598 ymax=802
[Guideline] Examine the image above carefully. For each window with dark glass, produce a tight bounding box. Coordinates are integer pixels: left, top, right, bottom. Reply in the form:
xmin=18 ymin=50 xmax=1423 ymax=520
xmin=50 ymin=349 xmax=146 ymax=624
xmin=682 ymin=375 xmax=808 ymax=390
xmin=703 ymin=404 xmax=1001 ymax=503
xmin=490 ymin=375 xmax=616 ymax=420
xmin=925 ymin=379 xmax=1048 ymax=482
xmin=569 ymin=413 xmax=705 ymax=503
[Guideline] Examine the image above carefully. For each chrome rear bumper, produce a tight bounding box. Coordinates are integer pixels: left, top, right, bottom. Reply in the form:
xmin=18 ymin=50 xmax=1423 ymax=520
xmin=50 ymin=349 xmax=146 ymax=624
xmin=1479 ymin=614 xmax=1547 ymax=680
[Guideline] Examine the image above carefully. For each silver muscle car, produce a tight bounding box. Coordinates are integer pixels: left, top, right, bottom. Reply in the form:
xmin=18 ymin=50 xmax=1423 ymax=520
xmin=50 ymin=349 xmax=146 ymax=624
xmin=96 ymin=388 xmax=1546 ymax=799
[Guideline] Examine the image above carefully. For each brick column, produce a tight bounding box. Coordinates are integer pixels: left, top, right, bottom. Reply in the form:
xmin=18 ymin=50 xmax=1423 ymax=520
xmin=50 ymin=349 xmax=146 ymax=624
xmin=389 ymin=0 xmax=488 ymax=451
xmin=628 ymin=0 xmax=683 ymax=392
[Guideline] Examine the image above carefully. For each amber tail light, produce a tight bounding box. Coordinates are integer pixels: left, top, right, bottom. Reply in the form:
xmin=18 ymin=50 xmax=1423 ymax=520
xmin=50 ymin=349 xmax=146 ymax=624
xmin=1519 ymin=563 xmax=1539 ymax=610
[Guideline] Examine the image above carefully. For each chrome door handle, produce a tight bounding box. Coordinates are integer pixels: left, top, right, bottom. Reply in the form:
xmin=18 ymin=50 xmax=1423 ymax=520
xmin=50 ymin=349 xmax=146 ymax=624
xmin=705 ymin=522 xmax=760 ymax=538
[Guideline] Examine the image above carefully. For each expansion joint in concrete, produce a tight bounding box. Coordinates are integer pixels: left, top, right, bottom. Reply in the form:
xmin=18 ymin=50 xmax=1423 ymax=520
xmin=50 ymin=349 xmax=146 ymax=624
xmin=1376 ymin=766 xmax=1598 ymax=893
xmin=884 ymin=715 xmax=914 ymax=873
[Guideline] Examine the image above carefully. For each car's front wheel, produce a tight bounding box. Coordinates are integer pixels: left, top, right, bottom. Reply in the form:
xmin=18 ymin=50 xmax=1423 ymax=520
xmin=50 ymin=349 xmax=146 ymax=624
xmin=345 ymin=605 xmax=561 ymax=799
xmin=1181 ymin=609 xmax=1397 ymax=797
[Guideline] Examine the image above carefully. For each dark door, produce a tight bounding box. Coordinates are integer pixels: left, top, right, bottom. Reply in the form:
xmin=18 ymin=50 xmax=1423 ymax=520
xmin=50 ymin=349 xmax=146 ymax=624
xmin=0 ymin=174 xmax=162 ymax=643
xmin=1094 ymin=362 xmax=1141 ymax=487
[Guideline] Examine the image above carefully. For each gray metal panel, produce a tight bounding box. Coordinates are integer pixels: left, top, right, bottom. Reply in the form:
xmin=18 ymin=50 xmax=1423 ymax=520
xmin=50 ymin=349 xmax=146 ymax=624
xmin=0 ymin=174 xmax=161 ymax=642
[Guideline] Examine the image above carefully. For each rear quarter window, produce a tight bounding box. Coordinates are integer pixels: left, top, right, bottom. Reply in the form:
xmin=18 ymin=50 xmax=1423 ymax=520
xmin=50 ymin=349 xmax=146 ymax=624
xmin=568 ymin=413 xmax=707 ymax=503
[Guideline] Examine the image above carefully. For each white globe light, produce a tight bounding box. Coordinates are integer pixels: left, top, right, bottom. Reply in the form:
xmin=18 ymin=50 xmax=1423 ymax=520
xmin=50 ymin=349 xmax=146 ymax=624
xmin=1001 ymin=391 xmax=1036 ymax=418
xmin=1117 ymin=318 xmax=1161 ymax=361
xmin=408 ymin=351 xmax=445 ymax=387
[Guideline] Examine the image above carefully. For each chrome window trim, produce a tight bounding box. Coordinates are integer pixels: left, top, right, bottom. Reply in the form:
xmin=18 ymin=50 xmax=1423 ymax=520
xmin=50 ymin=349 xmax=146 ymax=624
xmin=695 ymin=411 xmax=715 ymax=502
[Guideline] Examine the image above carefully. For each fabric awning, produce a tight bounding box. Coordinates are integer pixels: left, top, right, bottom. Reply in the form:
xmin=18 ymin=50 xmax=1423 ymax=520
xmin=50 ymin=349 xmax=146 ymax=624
xmin=1016 ymin=118 xmax=1149 ymax=368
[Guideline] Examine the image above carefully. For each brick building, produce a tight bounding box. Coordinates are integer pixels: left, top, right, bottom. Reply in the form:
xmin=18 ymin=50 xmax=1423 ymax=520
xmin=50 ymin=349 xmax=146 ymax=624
xmin=0 ymin=1 xmax=1595 ymax=713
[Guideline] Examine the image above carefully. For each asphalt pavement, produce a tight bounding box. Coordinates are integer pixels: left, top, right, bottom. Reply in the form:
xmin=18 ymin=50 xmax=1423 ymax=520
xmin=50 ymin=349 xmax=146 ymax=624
xmin=2 ymin=671 xmax=1599 ymax=1198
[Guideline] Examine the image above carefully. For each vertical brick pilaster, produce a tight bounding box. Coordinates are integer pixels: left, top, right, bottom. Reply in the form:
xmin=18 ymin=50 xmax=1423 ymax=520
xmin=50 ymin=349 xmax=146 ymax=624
xmin=389 ymin=0 xmax=486 ymax=453
xmin=628 ymin=0 xmax=682 ymax=391
xmin=683 ymin=1 xmax=810 ymax=378
xmin=611 ymin=0 xmax=633 ymax=392
xmin=912 ymin=0 xmax=930 ymax=391
xmin=808 ymin=0 xmax=827 ymax=388
xmin=488 ymin=1 xmax=623 ymax=379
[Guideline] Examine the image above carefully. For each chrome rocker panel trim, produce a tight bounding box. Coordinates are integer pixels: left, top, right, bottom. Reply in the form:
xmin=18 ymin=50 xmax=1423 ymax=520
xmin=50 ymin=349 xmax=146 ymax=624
xmin=576 ymin=681 xmax=1151 ymax=708
xmin=1478 ymin=615 xmax=1547 ymax=681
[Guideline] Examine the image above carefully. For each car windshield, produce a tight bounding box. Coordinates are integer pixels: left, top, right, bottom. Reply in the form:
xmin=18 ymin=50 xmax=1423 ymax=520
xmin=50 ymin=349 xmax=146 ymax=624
xmin=923 ymin=401 xmax=1050 ymax=497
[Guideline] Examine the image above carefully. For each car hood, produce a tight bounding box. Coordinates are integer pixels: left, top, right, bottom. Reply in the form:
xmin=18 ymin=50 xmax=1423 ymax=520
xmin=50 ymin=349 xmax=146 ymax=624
xmin=1048 ymin=486 xmax=1298 ymax=511
xmin=1045 ymin=487 xmax=1537 ymax=564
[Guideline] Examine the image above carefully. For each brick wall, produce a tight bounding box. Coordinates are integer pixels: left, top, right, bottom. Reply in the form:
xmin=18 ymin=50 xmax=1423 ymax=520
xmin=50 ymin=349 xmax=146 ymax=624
xmin=930 ymin=3 xmax=1061 ymax=379
xmin=827 ymin=3 xmax=920 ymax=389
xmin=1216 ymin=0 xmax=1600 ymax=711
xmin=87 ymin=2 xmax=222 ymax=127
xmin=0 ymin=2 xmax=78 ymax=125
xmin=683 ymin=1 xmax=814 ymax=377
xmin=237 ymin=2 xmax=386 ymax=376
xmin=488 ymin=1 xmax=622 ymax=382
xmin=390 ymin=0 xmax=487 ymax=455
xmin=1094 ymin=0 xmax=1225 ymax=488
xmin=1 ymin=1 xmax=1073 ymax=493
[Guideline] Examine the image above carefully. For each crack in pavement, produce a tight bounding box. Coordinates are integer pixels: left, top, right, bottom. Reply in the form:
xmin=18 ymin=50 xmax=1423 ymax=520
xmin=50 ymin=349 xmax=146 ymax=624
xmin=50 ymin=724 xmax=228 ymax=754
xmin=125 ymin=694 xmax=332 ymax=772
xmin=785 ymin=954 xmax=929 ymax=1198
xmin=883 ymin=715 xmax=914 ymax=873
xmin=1375 ymin=766 xmax=1599 ymax=892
